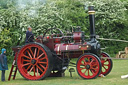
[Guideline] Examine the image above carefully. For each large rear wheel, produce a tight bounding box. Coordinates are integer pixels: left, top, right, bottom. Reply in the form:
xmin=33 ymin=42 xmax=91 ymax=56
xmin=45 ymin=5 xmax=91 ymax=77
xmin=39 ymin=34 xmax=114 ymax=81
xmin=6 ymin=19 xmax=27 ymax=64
xmin=76 ymin=53 xmax=102 ymax=79
xmin=17 ymin=42 xmax=53 ymax=80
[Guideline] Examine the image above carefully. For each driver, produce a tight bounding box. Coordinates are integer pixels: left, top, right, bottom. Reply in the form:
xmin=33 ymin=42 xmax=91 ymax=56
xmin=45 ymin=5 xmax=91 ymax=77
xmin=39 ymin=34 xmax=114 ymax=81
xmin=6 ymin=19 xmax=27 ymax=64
xmin=25 ymin=27 xmax=34 ymax=43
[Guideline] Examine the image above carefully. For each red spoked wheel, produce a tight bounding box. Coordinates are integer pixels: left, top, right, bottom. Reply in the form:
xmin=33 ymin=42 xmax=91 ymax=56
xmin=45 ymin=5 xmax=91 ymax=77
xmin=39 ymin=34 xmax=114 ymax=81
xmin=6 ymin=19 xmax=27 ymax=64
xmin=76 ymin=53 xmax=101 ymax=79
xmin=100 ymin=52 xmax=113 ymax=76
xmin=17 ymin=43 xmax=53 ymax=80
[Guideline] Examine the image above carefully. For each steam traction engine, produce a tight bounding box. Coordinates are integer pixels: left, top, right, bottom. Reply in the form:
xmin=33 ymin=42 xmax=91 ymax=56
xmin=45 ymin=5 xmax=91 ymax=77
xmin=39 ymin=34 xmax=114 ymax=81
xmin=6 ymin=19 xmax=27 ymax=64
xmin=11 ymin=6 xmax=113 ymax=80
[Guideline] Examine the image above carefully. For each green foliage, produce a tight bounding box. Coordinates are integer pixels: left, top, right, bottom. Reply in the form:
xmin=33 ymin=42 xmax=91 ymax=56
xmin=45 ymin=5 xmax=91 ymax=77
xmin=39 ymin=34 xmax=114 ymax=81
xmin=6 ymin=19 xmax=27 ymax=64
xmin=54 ymin=0 xmax=88 ymax=31
xmin=0 ymin=28 xmax=11 ymax=49
xmin=0 ymin=28 xmax=13 ymax=63
xmin=0 ymin=1 xmax=72 ymax=62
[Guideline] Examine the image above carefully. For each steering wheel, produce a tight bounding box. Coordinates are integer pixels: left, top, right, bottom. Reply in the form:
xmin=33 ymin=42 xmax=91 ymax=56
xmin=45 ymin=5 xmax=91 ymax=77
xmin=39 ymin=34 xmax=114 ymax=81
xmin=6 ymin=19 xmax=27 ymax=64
xmin=42 ymin=28 xmax=64 ymax=40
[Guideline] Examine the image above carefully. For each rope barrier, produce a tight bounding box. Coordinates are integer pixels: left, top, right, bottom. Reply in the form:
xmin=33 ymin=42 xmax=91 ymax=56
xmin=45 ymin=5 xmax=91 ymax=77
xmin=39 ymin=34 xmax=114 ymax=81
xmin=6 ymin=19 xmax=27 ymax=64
xmin=101 ymin=57 xmax=128 ymax=60
xmin=97 ymin=38 xmax=128 ymax=43
xmin=85 ymin=35 xmax=128 ymax=43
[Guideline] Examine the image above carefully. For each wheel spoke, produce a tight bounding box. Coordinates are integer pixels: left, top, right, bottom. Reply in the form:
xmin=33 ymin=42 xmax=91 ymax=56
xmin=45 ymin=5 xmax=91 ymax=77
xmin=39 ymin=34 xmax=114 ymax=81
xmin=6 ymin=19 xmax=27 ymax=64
xmin=90 ymin=69 xmax=95 ymax=74
xmin=33 ymin=66 xmax=36 ymax=76
xmin=91 ymin=67 xmax=98 ymax=71
xmin=22 ymin=55 xmax=31 ymax=59
xmin=80 ymin=67 xmax=86 ymax=70
xmin=36 ymin=67 xmax=39 ymax=76
xmin=38 ymin=62 xmax=47 ymax=64
xmin=34 ymin=48 xmax=37 ymax=58
xmin=28 ymin=66 xmax=33 ymax=75
xmin=36 ymin=65 xmax=44 ymax=73
xmin=22 ymin=63 xmax=31 ymax=67
xmin=37 ymin=48 xmax=40 ymax=57
xmin=89 ymin=59 xmax=94 ymax=65
xmin=39 ymin=57 xmax=46 ymax=61
xmin=105 ymin=59 xmax=108 ymax=62
xmin=23 ymin=59 xmax=31 ymax=62
xmin=26 ymin=64 xmax=32 ymax=71
xmin=27 ymin=50 xmax=32 ymax=59
xmin=28 ymin=47 xmax=34 ymax=57
xmin=39 ymin=64 xmax=46 ymax=71
xmin=103 ymin=66 xmax=107 ymax=70
xmin=103 ymin=64 xmax=109 ymax=66
xmin=83 ymin=69 xmax=87 ymax=74
xmin=83 ymin=59 xmax=87 ymax=65
xmin=88 ymin=70 xmax=90 ymax=76
xmin=91 ymin=63 xmax=97 ymax=67
xmin=88 ymin=57 xmax=90 ymax=62
xmin=38 ymin=53 xmax=44 ymax=59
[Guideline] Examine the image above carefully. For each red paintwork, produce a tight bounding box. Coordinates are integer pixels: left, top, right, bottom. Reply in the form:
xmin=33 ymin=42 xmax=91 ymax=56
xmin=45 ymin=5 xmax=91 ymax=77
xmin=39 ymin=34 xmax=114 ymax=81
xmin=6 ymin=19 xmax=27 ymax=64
xmin=54 ymin=38 xmax=61 ymax=43
xmin=36 ymin=33 xmax=90 ymax=58
xmin=73 ymin=32 xmax=82 ymax=43
xmin=79 ymin=44 xmax=89 ymax=50
xmin=100 ymin=53 xmax=112 ymax=75
xmin=43 ymin=38 xmax=55 ymax=51
xmin=77 ymin=54 xmax=100 ymax=79
xmin=17 ymin=44 xmax=49 ymax=80
xmin=54 ymin=42 xmax=89 ymax=56
xmin=12 ymin=46 xmax=21 ymax=52
xmin=36 ymin=33 xmax=90 ymax=57
xmin=54 ymin=43 xmax=79 ymax=55
xmin=46 ymin=36 xmax=50 ymax=39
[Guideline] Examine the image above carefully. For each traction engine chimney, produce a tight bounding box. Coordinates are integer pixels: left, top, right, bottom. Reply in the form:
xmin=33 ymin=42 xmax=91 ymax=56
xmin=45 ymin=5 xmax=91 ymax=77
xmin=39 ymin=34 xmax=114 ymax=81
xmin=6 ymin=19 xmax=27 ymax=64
xmin=88 ymin=6 xmax=96 ymax=39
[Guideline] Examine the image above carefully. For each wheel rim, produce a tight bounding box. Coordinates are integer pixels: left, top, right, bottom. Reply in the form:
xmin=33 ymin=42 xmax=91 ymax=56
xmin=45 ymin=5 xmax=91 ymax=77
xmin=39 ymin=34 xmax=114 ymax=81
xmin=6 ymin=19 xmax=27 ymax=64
xmin=77 ymin=55 xmax=100 ymax=79
xmin=17 ymin=44 xmax=49 ymax=80
xmin=100 ymin=53 xmax=112 ymax=75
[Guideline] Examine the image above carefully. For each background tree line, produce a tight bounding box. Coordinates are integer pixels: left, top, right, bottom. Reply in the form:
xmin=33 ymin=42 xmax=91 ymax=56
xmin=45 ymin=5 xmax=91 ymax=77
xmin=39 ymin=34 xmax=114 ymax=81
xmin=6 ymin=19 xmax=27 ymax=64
xmin=0 ymin=0 xmax=128 ymax=63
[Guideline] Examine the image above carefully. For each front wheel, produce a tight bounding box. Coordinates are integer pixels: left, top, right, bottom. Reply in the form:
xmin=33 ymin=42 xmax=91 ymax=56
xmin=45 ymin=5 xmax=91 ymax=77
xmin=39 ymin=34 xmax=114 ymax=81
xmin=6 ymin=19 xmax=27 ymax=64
xmin=76 ymin=53 xmax=102 ymax=79
xmin=100 ymin=52 xmax=113 ymax=76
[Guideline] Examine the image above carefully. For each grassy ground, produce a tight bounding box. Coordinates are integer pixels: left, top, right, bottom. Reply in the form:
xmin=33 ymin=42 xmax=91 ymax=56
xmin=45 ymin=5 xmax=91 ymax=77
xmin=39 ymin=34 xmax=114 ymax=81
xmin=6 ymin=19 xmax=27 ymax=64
xmin=0 ymin=60 xmax=128 ymax=85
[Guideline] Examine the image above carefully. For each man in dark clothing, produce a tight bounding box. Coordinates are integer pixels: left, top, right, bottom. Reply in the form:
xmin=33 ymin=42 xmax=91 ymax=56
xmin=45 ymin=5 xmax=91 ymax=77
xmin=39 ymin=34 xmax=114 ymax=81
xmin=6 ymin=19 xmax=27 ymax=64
xmin=0 ymin=48 xmax=8 ymax=81
xmin=25 ymin=27 xmax=34 ymax=43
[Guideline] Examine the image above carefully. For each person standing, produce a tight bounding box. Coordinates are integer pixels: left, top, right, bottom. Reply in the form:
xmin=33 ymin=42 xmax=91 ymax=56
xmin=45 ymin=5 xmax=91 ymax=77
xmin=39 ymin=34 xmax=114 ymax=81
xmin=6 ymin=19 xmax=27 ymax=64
xmin=0 ymin=48 xmax=8 ymax=81
xmin=25 ymin=27 xmax=34 ymax=43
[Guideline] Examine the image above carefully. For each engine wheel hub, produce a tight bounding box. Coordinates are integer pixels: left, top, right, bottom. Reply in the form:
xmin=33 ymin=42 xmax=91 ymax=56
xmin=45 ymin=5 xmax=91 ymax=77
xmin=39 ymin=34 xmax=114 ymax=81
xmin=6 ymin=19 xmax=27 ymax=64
xmin=31 ymin=59 xmax=36 ymax=64
xmin=85 ymin=65 xmax=90 ymax=69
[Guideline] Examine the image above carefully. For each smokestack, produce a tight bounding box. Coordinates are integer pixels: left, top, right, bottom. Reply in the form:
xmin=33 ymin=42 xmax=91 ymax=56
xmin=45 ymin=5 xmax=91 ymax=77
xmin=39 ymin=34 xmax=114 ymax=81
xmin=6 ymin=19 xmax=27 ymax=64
xmin=88 ymin=6 xmax=96 ymax=39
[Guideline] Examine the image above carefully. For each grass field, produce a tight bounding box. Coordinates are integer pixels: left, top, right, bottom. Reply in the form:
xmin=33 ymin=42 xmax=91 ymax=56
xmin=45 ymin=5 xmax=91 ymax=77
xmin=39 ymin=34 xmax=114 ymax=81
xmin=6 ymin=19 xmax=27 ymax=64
xmin=0 ymin=60 xmax=128 ymax=85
